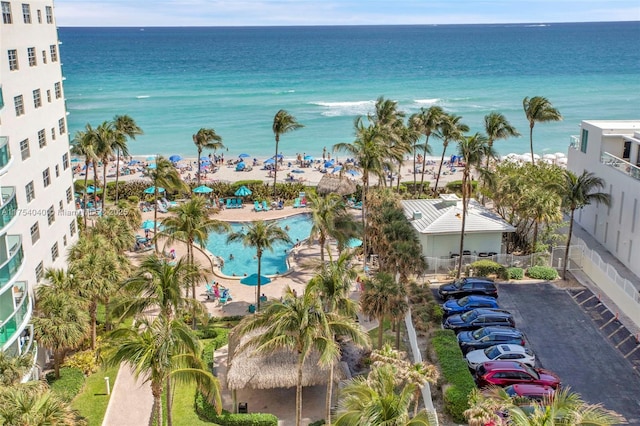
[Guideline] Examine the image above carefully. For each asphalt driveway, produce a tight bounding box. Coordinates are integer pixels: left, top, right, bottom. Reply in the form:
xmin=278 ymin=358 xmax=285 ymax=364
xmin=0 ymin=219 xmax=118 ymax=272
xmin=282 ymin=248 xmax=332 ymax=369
xmin=496 ymin=282 xmax=640 ymax=425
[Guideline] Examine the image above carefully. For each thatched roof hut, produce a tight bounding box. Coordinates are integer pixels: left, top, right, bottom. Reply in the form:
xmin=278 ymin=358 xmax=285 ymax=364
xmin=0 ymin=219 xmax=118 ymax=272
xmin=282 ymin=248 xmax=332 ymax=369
xmin=316 ymin=174 xmax=357 ymax=196
xmin=226 ymin=328 xmax=343 ymax=390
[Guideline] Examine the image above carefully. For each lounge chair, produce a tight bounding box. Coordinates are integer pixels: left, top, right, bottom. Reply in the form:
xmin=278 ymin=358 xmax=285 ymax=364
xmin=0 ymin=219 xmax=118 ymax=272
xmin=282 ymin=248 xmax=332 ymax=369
xmin=237 ymin=198 xmax=243 ymax=208
xmin=300 ymin=198 xmax=307 ymax=207
xmin=226 ymin=198 xmax=232 ymax=209
xmin=229 ymin=198 xmax=237 ymax=209
xmin=205 ymin=284 xmax=215 ymax=300
xmin=254 ymin=200 xmax=263 ymax=212
xmin=262 ymin=200 xmax=270 ymax=211
xmin=293 ymin=198 xmax=301 ymax=208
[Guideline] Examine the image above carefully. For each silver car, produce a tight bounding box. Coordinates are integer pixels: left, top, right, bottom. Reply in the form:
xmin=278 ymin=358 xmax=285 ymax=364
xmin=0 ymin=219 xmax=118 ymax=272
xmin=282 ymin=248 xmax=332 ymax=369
xmin=466 ymin=344 xmax=535 ymax=369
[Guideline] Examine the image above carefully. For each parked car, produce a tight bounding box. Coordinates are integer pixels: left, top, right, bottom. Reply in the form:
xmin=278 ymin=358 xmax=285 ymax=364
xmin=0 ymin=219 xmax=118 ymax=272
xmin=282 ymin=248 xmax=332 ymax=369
xmin=443 ymin=308 xmax=515 ymax=332
xmin=457 ymin=326 xmax=526 ymax=354
xmin=466 ymin=344 xmax=536 ymax=369
xmin=442 ymin=295 xmax=500 ymax=317
xmin=438 ymin=277 xmax=498 ymax=300
xmin=475 ymin=361 xmax=561 ymax=389
xmin=504 ymin=383 xmax=556 ymax=401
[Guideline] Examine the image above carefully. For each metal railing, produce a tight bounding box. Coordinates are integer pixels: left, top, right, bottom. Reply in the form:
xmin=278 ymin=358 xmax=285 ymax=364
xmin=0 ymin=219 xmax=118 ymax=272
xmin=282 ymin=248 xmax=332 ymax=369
xmin=601 ymin=152 xmax=640 ymax=181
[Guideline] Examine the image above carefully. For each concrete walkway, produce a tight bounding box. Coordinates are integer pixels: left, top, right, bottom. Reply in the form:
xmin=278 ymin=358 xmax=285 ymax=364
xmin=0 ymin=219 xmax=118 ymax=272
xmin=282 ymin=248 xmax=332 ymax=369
xmin=102 ymin=364 xmax=153 ymax=426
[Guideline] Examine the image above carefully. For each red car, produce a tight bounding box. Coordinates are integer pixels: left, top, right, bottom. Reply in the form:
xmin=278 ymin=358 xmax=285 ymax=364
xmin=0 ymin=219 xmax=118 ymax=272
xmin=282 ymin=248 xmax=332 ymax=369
xmin=504 ymin=383 xmax=556 ymax=401
xmin=475 ymin=361 xmax=561 ymax=389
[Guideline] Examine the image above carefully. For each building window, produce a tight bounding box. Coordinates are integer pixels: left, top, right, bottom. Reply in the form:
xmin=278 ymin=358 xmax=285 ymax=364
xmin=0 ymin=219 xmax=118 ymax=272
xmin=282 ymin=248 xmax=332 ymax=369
xmin=63 ymin=235 xmax=67 ymax=246
xmin=36 ymin=8 xmax=41 ymax=23
xmin=33 ymin=89 xmax=42 ymax=108
xmin=25 ymin=181 xmax=35 ymax=202
xmin=38 ymin=129 xmax=46 ymax=148
xmin=66 ymin=186 xmax=73 ymax=203
xmin=580 ymin=128 xmax=588 ymax=153
xmin=42 ymin=50 xmax=47 ymax=64
xmin=45 ymin=5 xmax=52 ymax=23
xmin=47 ymin=205 xmax=55 ymax=224
xmin=46 ymin=89 xmax=51 ymax=103
xmin=54 ymin=82 xmax=62 ymax=99
xmin=22 ymin=3 xmax=31 ymax=23
xmin=55 ymin=164 xmax=60 ymax=177
xmin=51 ymin=242 xmax=59 ymax=261
xmin=62 ymin=153 xmax=69 ymax=170
xmin=1 ymin=2 xmax=12 ymax=24
xmin=20 ymin=139 xmax=30 ymax=160
xmin=14 ymin=95 xmax=25 ymax=116
xmin=51 ymin=127 xmax=56 ymax=140
xmin=35 ymin=261 xmax=44 ymax=282
xmin=58 ymin=118 xmax=66 ymax=134
xmin=27 ymin=47 xmax=36 ymax=66
xmin=50 ymin=44 xmax=58 ymax=62
xmin=43 ymin=168 xmax=51 ymax=187
xmin=30 ymin=222 xmax=40 ymax=244
xmin=8 ymin=49 xmax=18 ymax=71
xmin=69 ymin=220 xmax=76 ymax=236
xmin=58 ymin=200 xmax=63 ymax=211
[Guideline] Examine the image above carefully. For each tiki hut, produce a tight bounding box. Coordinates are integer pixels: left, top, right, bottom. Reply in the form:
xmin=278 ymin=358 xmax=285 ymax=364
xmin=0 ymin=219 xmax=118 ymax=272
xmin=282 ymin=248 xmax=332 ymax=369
xmin=226 ymin=328 xmax=344 ymax=391
xmin=316 ymin=174 xmax=357 ymax=196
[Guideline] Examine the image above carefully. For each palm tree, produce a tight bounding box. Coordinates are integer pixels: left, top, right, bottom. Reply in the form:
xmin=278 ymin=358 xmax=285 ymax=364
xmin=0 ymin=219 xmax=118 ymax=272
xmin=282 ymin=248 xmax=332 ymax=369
xmin=523 ymin=96 xmax=562 ymax=165
xmin=113 ymin=255 xmax=206 ymax=323
xmin=272 ymin=110 xmax=304 ymax=198
xmin=307 ymin=192 xmax=356 ymax=263
xmin=483 ymin=112 xmax=519 ymax=167
xmin=92 ymin=215 xmax=135 ymax=254
xmin=433 ymin=113 xmax=469 ymax=195
xmin=192 ymin=128 xmax=224 ymax=188
xmin=525 ymin=188 xmax=562 ymax=254
xmin=237 ymin=285 xmax=367 ymax=426
xmin=0 ymin=384 xmax=85 ymax=426
xmin=161 ymin=196 xmax=229 ymax=325
xmin=32 ymin=269 xmax=89 ymax=379
xmin=334 ymin=362 xmax=436 ymax=426
xmin=92 ymin=121 xmax=116 ymax=206
xmin=71 ymin=125 xmax=99 ymax=229
xmin=360 ymin=272 xmax=404 ymax=349
xmin=549 ymin=170 xmax=611 ymax=280
xmin=107 ymin=315 xmax=221 ymax=426
xmin=227 ymin=220 xmax=291 ymax=311
xmin=456 ymin=133 xmax=489 ymax=278
xmin=0 ymin=351 xmax=33 ymax=387
xmin=147 ymin=156 xmax=187 ymax=252
xmin=413 ymin=106 xmax=443 ymax=195
xmin=112 ymin=115 xmax=142 ymax=204
xmin=308 ymin=252 xmax=364 ymax=423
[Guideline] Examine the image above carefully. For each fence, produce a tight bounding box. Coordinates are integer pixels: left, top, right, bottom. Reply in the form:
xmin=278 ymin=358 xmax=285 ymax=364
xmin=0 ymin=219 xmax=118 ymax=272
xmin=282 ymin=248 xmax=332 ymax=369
xmin=423 ymin=252 xmax=551 ymax=277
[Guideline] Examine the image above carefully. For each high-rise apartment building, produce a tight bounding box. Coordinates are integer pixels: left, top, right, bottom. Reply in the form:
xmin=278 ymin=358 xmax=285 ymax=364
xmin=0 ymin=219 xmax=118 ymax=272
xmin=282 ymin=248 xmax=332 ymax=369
xmin=0 ymin=0 xmax=77 ymax=371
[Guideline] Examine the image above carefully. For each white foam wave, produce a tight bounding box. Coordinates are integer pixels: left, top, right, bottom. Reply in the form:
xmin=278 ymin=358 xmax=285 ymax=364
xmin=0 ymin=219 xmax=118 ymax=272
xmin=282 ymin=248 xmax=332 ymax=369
xmin=310 ymin=100 xmax=375 ymax=117
xmin=275 ymin=90 xmax=295 ymax=94
xmin=414 ymin=98 xmax=441 ymax=105
xmin=136 ymin=95 xmax=150 ymax=99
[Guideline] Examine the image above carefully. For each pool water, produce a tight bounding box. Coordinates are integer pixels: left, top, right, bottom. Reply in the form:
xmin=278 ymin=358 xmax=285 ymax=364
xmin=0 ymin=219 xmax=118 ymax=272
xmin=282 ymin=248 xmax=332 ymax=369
xmin=205 ymin=214 xmax=312 ymax=276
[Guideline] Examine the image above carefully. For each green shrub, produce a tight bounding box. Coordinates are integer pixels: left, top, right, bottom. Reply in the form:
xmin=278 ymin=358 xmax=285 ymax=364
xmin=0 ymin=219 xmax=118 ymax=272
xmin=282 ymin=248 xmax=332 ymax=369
xmin=309 ymin=421 xmax=326 ymax=426
xmin=63 ymin=349 xmax=100 ymax=375
xmin=47 ymin=367 xmax=86 ymax=402
xmin=504 ymin=267 xmax=524 ymax=280
xmin=526 ymin=265 xmax=558 ymax=280
xmin=469 ymin=260 xmax=505 ymax=278
xmin=445 ymin=180 xmax=478 ymax=193
xmin=195 ymin=392 xmax=278 ymax=425
xmin=431 ymin=330 xmax=476 ymax=423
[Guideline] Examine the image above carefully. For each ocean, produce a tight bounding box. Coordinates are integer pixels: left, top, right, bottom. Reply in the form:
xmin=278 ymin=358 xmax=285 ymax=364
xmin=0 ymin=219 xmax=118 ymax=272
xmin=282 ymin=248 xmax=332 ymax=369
xmin=59 ymin=22 xmax=640 ymax=159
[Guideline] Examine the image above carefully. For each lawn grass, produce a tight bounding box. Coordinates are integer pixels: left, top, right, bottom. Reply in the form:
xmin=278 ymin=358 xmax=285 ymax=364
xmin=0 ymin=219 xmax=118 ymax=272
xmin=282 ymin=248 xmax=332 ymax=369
xmin=169 ymin=381 xmax=214 ymax=426
xmin=71 ymin=365 xmax=119 ymax=426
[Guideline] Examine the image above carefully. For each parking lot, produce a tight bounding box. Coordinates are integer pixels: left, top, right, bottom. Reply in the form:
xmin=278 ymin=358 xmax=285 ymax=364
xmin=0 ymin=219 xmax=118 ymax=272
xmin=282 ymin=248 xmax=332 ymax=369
xmin=496 ymin=282 xmax=640 ymax=424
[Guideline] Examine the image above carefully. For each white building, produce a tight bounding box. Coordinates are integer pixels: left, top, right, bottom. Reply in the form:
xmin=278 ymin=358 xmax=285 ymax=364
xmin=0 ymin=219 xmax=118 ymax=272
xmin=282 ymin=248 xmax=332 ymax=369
xmin=1 ymin=0 xmax=77 ymax=368
xmin=567 ymin=120 xmax=640 ymax=278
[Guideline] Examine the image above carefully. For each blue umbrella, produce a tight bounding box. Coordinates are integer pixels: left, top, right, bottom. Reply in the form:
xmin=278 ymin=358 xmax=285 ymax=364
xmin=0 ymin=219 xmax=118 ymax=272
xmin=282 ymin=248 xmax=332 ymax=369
xmin=193 ymin=185 xmax=213 ymax=194
xmin=274 ymin=154 xmax=284 ymax=159
xmin=200 ymin=156 xmax=209 ymax=161
xmin=128 ymin=160 xmax=140 ymax=166
xmin=146 ymin=156 xmax=156 ymax=161
xmin=239 ymin=153 xmax=251 ymax=158
xmin=264 ymin=158 xmax=275 ymax=164
xmin=85 ymin=185 xmax=98 ymax=194
xmin=304 ymin=155 xmax=314 ymax=161
xmin=169 ymin=155 xmax=182 ymax=162
xmin=141 ymin=219 xmax=158 ymax=230
xmin=332 ymin=166 xmax=343 ymax=173
xmin=346 ymin=169 xmax=360 ymax=176
xmin=147 ymin=163 xmax=157 ymax=169
xmin=346 ymin=238 xmax=363 ymax=248
xmin=144 ymin=186 xmax=165 ymax=194
xmin=324 ymin=160 xmax=335 ymax=167
xmin=234 ymin=185 xmax=252 ymax=196
xmin=71 ymin=158 xmax=80 ymax=163
xmin=240 ymin=273 xmax=272 ymax=286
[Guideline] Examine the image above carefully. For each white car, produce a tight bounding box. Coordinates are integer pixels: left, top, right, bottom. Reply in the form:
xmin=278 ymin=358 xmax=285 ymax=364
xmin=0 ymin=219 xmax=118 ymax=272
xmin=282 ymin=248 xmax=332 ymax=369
xmin=466 ymin=344 xmax=536 ymax=369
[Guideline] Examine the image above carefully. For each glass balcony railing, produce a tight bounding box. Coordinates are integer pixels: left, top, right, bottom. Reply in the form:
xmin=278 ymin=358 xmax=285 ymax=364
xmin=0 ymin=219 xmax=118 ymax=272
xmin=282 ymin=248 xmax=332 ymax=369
xmin=569 ymin=135 xmax=579 ymax=150
xmin=0 ymin=136 xmax=10 ymax=172
xmin=0 ymin=287 xmax=30 ymax=346
xmin=0 ymin=187 xmax=17 ymax=230
xmin=0 ymin=236 xmax=23 ymax=286
xmin=601 ymin=152 xmax=640 ymax=181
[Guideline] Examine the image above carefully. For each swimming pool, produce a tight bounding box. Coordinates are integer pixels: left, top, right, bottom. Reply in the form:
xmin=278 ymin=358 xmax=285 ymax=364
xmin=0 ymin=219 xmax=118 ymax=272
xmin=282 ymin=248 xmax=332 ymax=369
xmin=205 ymin=214 xmax=312 ymax=277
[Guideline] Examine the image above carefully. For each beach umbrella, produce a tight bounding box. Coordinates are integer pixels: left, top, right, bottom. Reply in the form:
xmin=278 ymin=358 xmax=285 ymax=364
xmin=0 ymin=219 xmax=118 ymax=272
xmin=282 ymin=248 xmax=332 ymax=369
xmin=543 ymin=153 xmax=557 ymax=160
xmin=332 ymin=165 xmax=343 ymax=173
xmin=193 ymin=185 xmax=213 ymax=194
xmin=239 ymin=153 xmax=251 ymax=158
xmin=169 ymin=154 xmax=182 ymax=162
xmin=128 ymin=160 xmax=140 ymax=166
xmin=71 ymin=158 xmax=80 ymax=163
xmin=532 ymin=153 xmax=541 ymax=160
xmin=200 ymin=156 xmax=209 ymax=161
xmin=557 ymin=157 xmax=568 ymax=165
xmin=274 ymin=154 xmax=284 ymax=159
xmin=240 ymin=273 xmax=272 ymax=286
xmin=346 ymin=238 xmax=363 ymax=248
xmin=144 ymin=186 xmax=165 ymax=194
xmin=555 ymin=152 xmax=566 ymax=158
xmin=141 ymin=219 xmax=158 ymax=230
xmin=324 ymin=160 xmax=335 ymax=167
xmin=264 ymin=158 xmax=275 ymax=165
xmin=147 ymin=163 xmax=157 ymax=169
xmin=146 ymin=156 xmax=155 ymax=161
xmin=234 ymin=185 xmax=252 ymax=197
xmin=85 ymin=185 xmax=97 ymax=194
xmin=304 ymin=155 xmax=313 ymax=161
xmin=346 ymin=169 xmax=359 ymax=176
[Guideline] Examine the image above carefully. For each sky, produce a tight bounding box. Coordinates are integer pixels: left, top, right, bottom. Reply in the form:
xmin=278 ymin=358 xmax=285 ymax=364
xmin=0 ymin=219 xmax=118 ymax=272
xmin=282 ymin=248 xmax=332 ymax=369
xmin=53 ymin=0 xmax=640 ymax=27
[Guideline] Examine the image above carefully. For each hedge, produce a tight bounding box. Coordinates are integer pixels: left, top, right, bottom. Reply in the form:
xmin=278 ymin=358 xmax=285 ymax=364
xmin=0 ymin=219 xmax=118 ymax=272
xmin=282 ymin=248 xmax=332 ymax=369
xmin=526 ymin=265 xmax=558 ymax=280
xmin=430 ymin=330 xmax=476 ymax=423
xmin=504 ymin=267 xmax=524 ymax=280
xmin=47 ymin=367 xmax=86 ymax=402
xmin=195 ymin=392 xmax=278 ymax=425
xmin=469 ymin=260 xmax=504 ymax=278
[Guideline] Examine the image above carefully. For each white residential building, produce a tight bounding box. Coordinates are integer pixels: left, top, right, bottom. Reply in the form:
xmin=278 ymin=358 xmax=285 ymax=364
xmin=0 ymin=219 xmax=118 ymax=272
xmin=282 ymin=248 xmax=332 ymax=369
xmin=0 ymin=0 xmax=77 ymax=367
xmin=567 ymin=120 xmax=640 ymax=278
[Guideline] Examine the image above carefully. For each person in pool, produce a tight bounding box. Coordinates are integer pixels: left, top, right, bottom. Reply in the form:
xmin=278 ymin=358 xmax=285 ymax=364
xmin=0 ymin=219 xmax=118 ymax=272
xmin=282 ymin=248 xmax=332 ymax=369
xmin=229 ymin=253 xmax=234 ymax=260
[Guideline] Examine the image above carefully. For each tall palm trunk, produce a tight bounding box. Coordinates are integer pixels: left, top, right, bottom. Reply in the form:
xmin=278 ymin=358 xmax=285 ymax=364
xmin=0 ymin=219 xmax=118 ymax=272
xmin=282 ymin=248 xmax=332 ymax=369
xmin=296 ymin=356 xmax=304 ymax=426
xmin=102 ymin=159 xmax=109 ymax=207
xmin=256 ymin=252 xmax=263 ymax=311
xmin=188 ymin=240 xmax=197 ymax=329
xmin=419 ymin=137 xmax=430 ymax=195
xmin=433 ymin=142 xmax=448 ymax=196
xmin=53 ymin=350 xmax=62 ymax=379
xmin=532 ymin=221 xmax=539 ymax=254
xmin=563 ymin=209 xmax=575 ymax=280
xmin=89 ymin=299 xmax=97 ymax=350
xmin=114 ymin=149 xmax=121 ymax=205
xmin=325 ymin=355 xmax=334 ymax=425
xmin=395 ymin=319 xmax=401 ymax=350
xmin=412 ymin=146 xmax=418 ymax=195
xmin=273 ymin=136 xmax=280 ymax=198
xmin=361 ymin=174 xmax=368 ymax=272
xmin=154 ymin=189 xmax=159 ymax=253
xmin=83 ymin=161 xmax=90 ymax=229
xmin=481 ymin=143 xmax=492 ymax=206
xmin=377 ymin=314 xmax=384 ymax=348
xmin=166 ymin=376 xmax=173 ymax=426
xmin=529 ymin=125 xmax=535 ymax=166
xmin=457 ymin=169 xmax=470 ymax=278
xmin=196 ymin=147 xmax=202 ymax=188
xmin=151 ymin=383 xmax=163 ymax=426
xmin=395 ymin=161 xmax=403 ymax=193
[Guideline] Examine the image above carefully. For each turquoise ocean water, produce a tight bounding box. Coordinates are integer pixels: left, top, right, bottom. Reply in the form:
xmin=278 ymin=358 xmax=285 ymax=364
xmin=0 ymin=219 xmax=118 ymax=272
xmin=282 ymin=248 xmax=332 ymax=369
xmin=59 ymin=22 xmax=640 ymax=159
